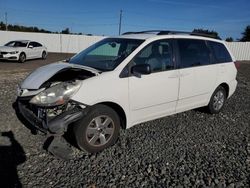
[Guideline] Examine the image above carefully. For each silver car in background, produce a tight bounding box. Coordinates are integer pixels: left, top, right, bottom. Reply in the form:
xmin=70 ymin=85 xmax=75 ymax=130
xmin=0 ymin=40 xmax=47 ymax=63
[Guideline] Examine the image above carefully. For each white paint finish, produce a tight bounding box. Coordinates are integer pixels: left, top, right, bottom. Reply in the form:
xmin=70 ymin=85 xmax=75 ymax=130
xmin=0 ymin=31 xmax=105 ymax=53
xmin=128 ymin=70 xmax=179 ymax=124
xmin=129 ymin=70 xmax=179 ymax=110
xmin=71 ymin=70 xmax=132 ymax=125
xmin=177 ymin=65 xmax=218 ymax=112
xmin=227 ymin=79 xmax=237 ymax=98
xmin=176 ymin=93 xmax=211 ymax=113
xmin=130 ymin=101 xmax=177 ymax=126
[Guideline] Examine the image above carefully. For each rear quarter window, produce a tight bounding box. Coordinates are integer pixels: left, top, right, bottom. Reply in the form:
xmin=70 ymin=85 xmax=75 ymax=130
xmin=35 ymin=42 xmax=43 ymax=47
xmin=208 ymin=41 xmax=232 ymax=63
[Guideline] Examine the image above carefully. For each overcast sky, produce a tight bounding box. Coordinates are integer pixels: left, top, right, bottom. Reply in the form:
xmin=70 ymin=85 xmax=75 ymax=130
xmin=0 ymin=0 xmax=249 ymax=39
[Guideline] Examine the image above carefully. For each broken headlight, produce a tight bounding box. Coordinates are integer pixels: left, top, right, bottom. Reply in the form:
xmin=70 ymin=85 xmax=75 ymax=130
xmin=30 ymin=81 xmax=81 ymax=107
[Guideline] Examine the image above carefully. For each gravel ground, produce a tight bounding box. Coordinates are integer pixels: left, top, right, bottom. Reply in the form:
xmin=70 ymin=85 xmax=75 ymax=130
xmin=0 ymin=58 xmax=249 ymax=187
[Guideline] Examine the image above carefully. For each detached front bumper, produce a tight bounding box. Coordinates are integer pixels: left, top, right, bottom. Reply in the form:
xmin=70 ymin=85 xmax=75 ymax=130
xmin=17 ymin=100 xmax=85 ymax=135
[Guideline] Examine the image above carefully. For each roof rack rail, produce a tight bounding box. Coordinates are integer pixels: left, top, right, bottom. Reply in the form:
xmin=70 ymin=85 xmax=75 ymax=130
xmin=158 ymin=30 xmax=221 ymax=40
xmin=122 ymin=30 xmax=163 ymax=35
xmin=122 ymin=30 xmax=221 ymax=40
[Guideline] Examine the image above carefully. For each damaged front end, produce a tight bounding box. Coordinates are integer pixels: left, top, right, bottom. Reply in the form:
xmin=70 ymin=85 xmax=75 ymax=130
xmin=17 ymin=98 xmax=85 ymax=135
xmin=16 ymin=63 xmax=97 ymax=135
xmin=15 ymin=62 xmax=98 ymax=159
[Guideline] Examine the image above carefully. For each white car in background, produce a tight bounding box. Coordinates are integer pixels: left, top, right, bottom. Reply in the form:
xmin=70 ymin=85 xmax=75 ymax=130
xmin=0 ymin=40 xmax=47 ymax=63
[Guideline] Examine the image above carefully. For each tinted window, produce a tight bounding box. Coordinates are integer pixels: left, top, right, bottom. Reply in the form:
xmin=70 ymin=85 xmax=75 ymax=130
xmin=35 ymin=42 xmax=42 ymax=47
xmin=208 ymin=41 xmax=232 ymax=63
xmin=29 ymin=42 xmax=35 ymax=47
xmin=177 ymin=39 xmax=211 ymax=68
xmin=5 ymin=41 xmax=28 ymax=47
xmin=132 ymin=40 xmax=174 ymax=73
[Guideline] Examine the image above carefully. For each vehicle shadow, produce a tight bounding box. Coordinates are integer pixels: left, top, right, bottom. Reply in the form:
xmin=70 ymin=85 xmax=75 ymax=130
xmin=12 ymin=102 xmax=75 ymax=160
xmin=0 ymin=131 xmax=26 ymax=188
xmin=12 ymin=101 xmax=38 ymax=135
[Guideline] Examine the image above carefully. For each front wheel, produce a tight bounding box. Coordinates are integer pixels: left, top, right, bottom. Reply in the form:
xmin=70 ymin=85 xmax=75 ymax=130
xmin=19 ymin=53 xmax=26 ymax=63
xmin=207 ymin=86 xmax=226 ymax=114
xmin=74 ymin=105 xmax=120 ymax=153
xmin=42 ymin=51 xmax=47 ymax=60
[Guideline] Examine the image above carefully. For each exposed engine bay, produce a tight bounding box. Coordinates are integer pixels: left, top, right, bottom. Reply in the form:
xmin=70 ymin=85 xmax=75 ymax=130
xmin=39 ymin=68 xmax=96 ymax=89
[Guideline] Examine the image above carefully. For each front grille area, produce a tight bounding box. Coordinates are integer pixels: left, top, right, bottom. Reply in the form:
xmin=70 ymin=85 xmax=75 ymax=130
xmin=0 ymin=51 xmax=8 ymax=55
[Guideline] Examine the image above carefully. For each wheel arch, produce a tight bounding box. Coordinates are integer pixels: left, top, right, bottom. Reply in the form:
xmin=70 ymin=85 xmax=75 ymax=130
xmin=97 ymin=101 xmax=127 ymax=129
xmin=218 ymin=82 xmax=229 ymax=98
xmin=20 ymin=51 xmax=26 ymax=56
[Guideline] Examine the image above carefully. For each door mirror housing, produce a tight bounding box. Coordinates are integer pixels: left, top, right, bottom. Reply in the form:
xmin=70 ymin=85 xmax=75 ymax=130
xmin=131 ymin=64 xmax=151 ymax=76
xmin=28 ymin=45 xmax=33 ymax=49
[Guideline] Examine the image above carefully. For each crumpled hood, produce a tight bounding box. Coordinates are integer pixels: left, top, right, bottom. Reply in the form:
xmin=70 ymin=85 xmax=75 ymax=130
xmin=20 ymin=62 xmax=99 ymax=89
xmin=0 ymin=46 xmax=25 ymax=52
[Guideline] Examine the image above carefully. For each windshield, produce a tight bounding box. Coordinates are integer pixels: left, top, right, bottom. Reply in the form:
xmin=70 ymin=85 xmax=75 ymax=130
xmin=69 ymin=38 xmax=144 ymax=71
xmin=5 ymin=41 xmax=28 ymax=47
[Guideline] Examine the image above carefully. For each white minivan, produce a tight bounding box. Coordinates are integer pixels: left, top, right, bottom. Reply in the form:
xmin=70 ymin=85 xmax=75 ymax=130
xmin=16 ymin=31 xmax=238 ymax=153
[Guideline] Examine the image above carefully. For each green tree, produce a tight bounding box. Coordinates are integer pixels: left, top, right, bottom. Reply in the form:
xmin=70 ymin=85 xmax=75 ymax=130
xmin=0 ymin=21 xmax=6 ymax=30
xmin=192 ymin=28 xmax=220 ymax=39
xmin=61 ymin=28 xmax=70 ymax=34
xmin=239 ymin=25 xmax=250 ymax=42
xmin=0 ymin=21 xmax=52 ymax=33
xmin=225 ymin=37 xmax=233 ymax=42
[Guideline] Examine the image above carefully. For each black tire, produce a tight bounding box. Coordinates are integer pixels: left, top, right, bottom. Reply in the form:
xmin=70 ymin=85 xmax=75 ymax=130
xmin=74 ymin=104 xmax=120 ymax=153
xmin=19 ymin=53 xmax=26 ymax=63
xmin=207 ymin=86 xmax=227 ymax=114
xmin=42 ymin=51 xmax=47 ymax=60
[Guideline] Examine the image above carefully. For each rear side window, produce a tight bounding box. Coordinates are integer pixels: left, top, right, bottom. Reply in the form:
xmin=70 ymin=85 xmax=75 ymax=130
xmin=208 ymin=41 xmax=232 ymax=63
xmin=177 ymin=39 xmax=211 ymax=68
xmin=35 ymin=42 xmax=42 ymax=47
xmin=29 ymin=42 xmax=35 ymax=47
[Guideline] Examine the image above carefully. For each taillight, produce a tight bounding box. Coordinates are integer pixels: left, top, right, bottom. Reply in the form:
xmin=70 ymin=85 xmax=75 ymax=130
xmin=234 ymin=61 xmax=240 ymax=70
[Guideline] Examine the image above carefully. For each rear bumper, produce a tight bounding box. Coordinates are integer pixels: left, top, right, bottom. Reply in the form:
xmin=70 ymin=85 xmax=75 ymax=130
xmin=17 ymin=101 xmax=85 ymax=135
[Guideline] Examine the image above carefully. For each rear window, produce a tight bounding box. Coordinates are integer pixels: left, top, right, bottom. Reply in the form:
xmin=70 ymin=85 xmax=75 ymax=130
xmin=177 ymin=39 xmax=211 ymax=68
xmin=208 ymin=41 xmax=232 ymax=63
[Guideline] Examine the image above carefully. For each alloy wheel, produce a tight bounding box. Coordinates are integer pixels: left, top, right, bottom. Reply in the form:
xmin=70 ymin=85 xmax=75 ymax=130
xmin=85 ymin=115 xmax=115 ymax=147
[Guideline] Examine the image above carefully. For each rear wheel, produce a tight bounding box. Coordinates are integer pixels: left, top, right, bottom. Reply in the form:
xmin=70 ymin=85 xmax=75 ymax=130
xmin=19 ymin=53 xmax=26 ymax=63
xmin=74 ymin=105 xmax=120 ymax=153
xmin=207 ymin=86 xmax=226 ymax=114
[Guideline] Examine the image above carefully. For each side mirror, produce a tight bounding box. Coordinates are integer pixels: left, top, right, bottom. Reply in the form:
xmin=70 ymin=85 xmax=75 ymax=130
xmin=131 ymin=64 xmax=151 ymax=76
xmin=28 ymin=45 xmax=33 ymax=48
xmin=64 ymin=58 xmax=71 ymax=62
